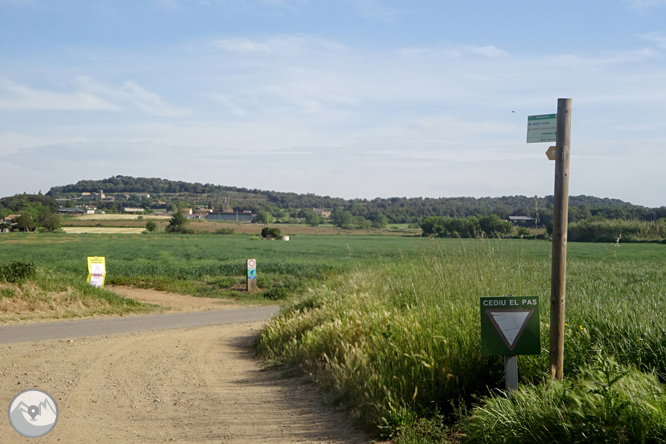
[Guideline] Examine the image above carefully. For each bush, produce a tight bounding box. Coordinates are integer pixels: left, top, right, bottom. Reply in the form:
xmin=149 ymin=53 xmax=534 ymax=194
xmin=261 ymin=227 xmax=282 ymax=239
xmin=0 ymin=261 xmax=37 ymax=283
xmin=568 ymin=218 xmax=666 ymax=242
xmin=517 ymin=227 xmax=531 ymax=237
xmin=215 ymin=227 xmax=235 ymax=235
xmin=145 ymin=221 xmax=158 ymax=232
xmin=263 ymin=286 xmax=289 ymax=300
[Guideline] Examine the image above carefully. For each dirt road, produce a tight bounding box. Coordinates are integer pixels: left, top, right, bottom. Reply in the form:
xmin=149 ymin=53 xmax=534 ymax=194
xmin=0 ymin=289 xmax=372 ymax=443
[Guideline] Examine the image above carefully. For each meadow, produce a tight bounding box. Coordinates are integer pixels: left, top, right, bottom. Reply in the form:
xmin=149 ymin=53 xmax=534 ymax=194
xmin=2 ymin=232 xmax=666 ymax=441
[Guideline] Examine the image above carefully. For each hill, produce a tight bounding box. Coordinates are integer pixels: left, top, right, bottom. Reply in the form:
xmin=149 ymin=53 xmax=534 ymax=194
xmin=44 ymin=175 xmax=666 ymax=225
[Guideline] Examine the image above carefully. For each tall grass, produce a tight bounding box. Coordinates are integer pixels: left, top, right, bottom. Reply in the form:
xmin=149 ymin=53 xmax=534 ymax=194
xmin=258 ymin=239 xmax=550 ymax=430
xmin=464 ymin=357 xmax=666 ymax=443
xmin=257 ymin=238 xmax=666 ymax=438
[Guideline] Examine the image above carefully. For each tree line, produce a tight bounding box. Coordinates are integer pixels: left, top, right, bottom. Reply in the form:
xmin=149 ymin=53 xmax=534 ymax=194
xmin=43 ymin=176 xmax=666 ymax=228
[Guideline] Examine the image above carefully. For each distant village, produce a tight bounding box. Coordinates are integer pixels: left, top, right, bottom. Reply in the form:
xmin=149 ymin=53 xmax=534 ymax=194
xmin=54 ymin=190 xmax=333 ymax=224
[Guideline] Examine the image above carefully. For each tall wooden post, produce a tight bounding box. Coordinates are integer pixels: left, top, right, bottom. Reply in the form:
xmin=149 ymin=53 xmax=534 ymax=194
xmin=549 ymin=98 xmax=572 ymax=380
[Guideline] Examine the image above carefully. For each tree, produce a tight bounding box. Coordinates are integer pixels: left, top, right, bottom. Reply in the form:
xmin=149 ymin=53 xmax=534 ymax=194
xmin=371 ymin=214 xmax=388 ymax=229
xmin=38 ymin=212 xmax=61 ymax=232
xmin=165 ymin=213 xmax=193 ymax=234
xmin=303 ymin=210 xmax=323 ymax=227
xmin=16 ymin=213 xmax=36 ymax=232
xmin=256 ymin=211 xmax=274 ymax=225
xmin=145 ymin=221 xmax=158 ymax=232
xmin=330 ymin=208 xmax=353 ymax=228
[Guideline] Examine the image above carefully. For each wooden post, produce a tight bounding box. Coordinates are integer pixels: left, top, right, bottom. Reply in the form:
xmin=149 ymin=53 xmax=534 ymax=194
xmin=549 ymin=98 xmax=572 ymax=380
xmin=246 ymin=259 xmax=257 ymax=293
xmin=505 ymin=355 xmax=518 ymax=392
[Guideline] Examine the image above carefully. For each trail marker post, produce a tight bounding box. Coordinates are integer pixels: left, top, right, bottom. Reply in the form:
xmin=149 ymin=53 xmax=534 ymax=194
xmin=527 ymin=99 xmax=572 ymax=381
xmin=246 ymin=259 xmax=257 ymax=293
xmin=480 ymin=296 xmax=541 ymax=392
xmin=549 ymin=99 xmax=572 ymax=381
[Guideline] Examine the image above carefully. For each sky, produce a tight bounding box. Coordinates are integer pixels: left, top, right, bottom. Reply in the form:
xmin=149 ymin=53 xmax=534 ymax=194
xmin=1 ymin=0 xmax=666 ymax=207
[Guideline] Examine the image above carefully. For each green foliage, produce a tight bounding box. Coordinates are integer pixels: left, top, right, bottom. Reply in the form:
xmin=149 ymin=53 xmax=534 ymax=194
xmin=38 ymin=212 xmax=61 ymax=232
xmin=215 ymin=227 xmax=235 ymax=234
xmin=16 ymin=213 xmax=37 ymax=232
xmin=0 ymin=194 xmax=58 ymax=216
xmin=464 ymin=358 xmax=666 ymax=443
xmin=478 ymin=214 xmax=514 ymax=237
xmin=165 ymin=213 xmax=193 ymax=234
xmin=256 ymin=211 xmax=274 ymax=224
xmin=420 ymin=215 xmax=514 ymax=238
xmin=331 ymin=208 xmax=354 ymax=228
xmin=304 ymin=210 xmax=323 ymax=226
xmin=145 ymin=220 xmax=158 ymax=232
xmin=257 ymin=239 xmax=666 ymax=437
xmin=0 ymin=260 xmax=36 ymax=283
xmin=568 ymin=218 xmax=666 ymax=242
xmin=261 ymin=227 xmax=282 ymax=239
xmin=263 ymin=286 xmax=289 ymax=300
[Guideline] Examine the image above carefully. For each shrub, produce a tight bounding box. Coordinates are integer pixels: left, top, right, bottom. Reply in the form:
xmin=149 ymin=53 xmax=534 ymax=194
xmin=0 ymin=260 xmax=37 ymax=283
xmin=568 ymin=218 xmax=666 ymax=242
xmin=517 ymin=227 xmax=531 ymax=237
xmin=145 ymin=221 xmax=158 ymax=232
xmin=261 ymin=227 xmax=282 ymax=239
xmin=263 ymin=286 xmax=289 ymax=300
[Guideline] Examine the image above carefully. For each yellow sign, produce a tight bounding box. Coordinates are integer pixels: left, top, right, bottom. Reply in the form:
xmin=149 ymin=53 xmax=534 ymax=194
xmin=546 ymin=146 xmax=557 ymax=161
xmin=87 ymin=256 xmax=106 ymax=288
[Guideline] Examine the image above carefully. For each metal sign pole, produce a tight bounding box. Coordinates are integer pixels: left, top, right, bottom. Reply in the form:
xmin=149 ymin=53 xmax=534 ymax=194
xmin=549 ymin=98 xmax=572 ymax=381
xmin=504 ymin=355 xmax=518 ymax=392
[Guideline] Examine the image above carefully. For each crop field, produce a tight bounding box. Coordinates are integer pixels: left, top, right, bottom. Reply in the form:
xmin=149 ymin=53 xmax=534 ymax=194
xmin=2 ymin=232 xmax=666 ymax=441
xmin=62 ymin=227 xmax=146 ymax=234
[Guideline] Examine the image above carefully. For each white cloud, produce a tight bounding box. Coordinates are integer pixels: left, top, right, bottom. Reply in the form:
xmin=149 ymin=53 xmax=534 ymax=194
xmin=625 ymin=0 xmax=666 ymax=8
xmin=0 ymin=78 xmax=117 ymax=111
xmin=0 ymin=77 xmax=188 ymax=116
xmin=210 ymin=34 xmax=345 ymax=56
xmin=154 ymin=0 xmax=178 ymax=10
xmin=74 ymin=77 xmax=189 ymax=116
xmin=469 ymin=45 xmax=508 ymax=58
xmin=641 ymin=32 xmax=666 ymax=48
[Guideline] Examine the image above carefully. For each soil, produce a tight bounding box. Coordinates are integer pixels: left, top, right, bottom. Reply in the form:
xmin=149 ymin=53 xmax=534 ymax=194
xmin=0 ymin=289 xmax=376 ymax=443
xmin=108 ymin=286 xmax=247 ymax=313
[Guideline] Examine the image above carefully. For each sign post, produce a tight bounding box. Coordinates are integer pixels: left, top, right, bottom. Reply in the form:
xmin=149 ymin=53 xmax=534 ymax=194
xmin=481 ymin=296 xmax=541 ymax=391
xmin=550 ymin=98 xmax=572 ymax=381
xmin=246 ymin=259 xmax=257 ymax=293
xmin=526 ymin=99 xmax=572 ymax=381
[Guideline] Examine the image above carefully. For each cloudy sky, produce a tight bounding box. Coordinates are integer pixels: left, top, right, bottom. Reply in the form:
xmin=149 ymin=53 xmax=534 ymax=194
xmin=1 ymin=0 xmax=665 ymax=207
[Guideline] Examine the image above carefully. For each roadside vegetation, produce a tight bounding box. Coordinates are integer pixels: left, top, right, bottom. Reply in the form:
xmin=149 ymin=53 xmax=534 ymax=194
xmin=2 ymin=229 xmax=666 ymax=442
xmin=257 ymin=239 xmax=666 ymax=442
xmin=0 ymin=259 xmax=156 ymax=324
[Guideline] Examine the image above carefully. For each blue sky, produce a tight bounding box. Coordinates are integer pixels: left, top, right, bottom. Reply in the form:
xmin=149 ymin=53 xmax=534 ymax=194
xmin=1 ymin=0 xmax=665 ymax=207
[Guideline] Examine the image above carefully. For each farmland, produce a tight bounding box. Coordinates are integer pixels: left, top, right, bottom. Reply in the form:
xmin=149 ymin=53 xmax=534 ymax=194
xmin=2 ymin=233 xmax=666 ymax=442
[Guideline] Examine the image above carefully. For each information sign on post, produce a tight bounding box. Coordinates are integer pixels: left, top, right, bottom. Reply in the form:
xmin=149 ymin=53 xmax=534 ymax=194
xmin=246 ymin=259 xmax=257 ymax=293
xmin=87 ymin=256 xmax=106 ymax=288
xmin=527 ymin=114 xmax=557 ymax=143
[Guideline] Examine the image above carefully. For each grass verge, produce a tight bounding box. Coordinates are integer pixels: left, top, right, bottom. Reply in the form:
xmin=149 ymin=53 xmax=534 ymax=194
xmin=256 ymin=238 xmax=666 ymax=441
xmin=0 ymin=267 xmax=160 ymax=324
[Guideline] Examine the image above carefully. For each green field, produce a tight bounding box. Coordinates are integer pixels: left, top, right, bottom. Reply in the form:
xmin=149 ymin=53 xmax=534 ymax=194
xmin=2 ymin=233 xmax=666 ymax=442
